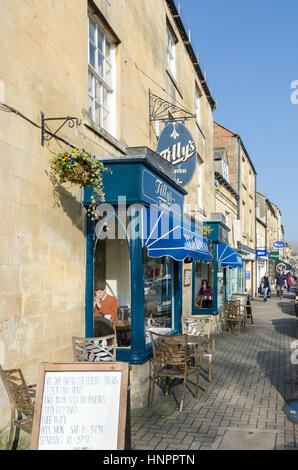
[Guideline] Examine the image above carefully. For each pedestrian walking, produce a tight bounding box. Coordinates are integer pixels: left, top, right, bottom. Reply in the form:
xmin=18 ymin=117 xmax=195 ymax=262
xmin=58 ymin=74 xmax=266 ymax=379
xmin=275 ymin=270 xmax=286 ymax=299
xmin=286 ymin=272 xmax=293 ymax=293
xmin=261 ymin=272 xmax=271 ymax=302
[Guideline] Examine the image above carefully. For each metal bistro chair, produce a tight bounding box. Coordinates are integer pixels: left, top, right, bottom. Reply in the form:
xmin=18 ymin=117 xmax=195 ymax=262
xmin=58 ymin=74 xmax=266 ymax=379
xmin=72 ymin=335 xmax=116 ymax=362
xmin=232 ymin=293 xmax=252 ymax=325
xmin=149 ymin=332 xmax=200 ymax=413
xmin=224 ymin=300 xmax=246 ymax=335
xmin=0 ymin=367 xmax=36 ymax=450
xmin=182 ymin=316 xmax=214 ymax=382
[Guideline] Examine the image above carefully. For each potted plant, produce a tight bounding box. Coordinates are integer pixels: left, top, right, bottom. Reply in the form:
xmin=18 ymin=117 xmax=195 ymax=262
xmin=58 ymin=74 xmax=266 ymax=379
xmin=49 ymin=147 xmax=107 ymax=219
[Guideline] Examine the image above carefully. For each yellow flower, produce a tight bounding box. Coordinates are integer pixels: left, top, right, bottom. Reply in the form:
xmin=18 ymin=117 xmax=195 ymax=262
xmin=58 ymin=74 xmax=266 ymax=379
xmin=72 ymin=148 xmax=77 ymax=152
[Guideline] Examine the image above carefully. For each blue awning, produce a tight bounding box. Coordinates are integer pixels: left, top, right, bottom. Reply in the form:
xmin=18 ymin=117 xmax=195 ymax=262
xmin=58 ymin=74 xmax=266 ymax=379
xmin=217 ymin=243 xmax=243 ymax=268
xmin=142 ymin=207 xmax=212 ymax=262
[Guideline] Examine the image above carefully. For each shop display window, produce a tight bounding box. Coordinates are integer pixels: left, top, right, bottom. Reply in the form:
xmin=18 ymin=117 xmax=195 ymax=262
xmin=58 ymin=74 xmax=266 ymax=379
xmin=93 ymin=214 xmax=131 ymax=347
xmin=194 ymin=260 xmax=214 ymax=308
xmin=217 ymin=268 xmax=225 ymax=308
xmin=144 ymin=251 xmax=173 ymax=342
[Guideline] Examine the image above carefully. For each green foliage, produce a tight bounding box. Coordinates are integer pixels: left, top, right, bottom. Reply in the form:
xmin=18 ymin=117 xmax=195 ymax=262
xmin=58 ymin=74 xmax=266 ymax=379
xmin=49 ymin=148 xmax=108 ymax=219
xmin=202 ymin=225 xmax=213 ymax=238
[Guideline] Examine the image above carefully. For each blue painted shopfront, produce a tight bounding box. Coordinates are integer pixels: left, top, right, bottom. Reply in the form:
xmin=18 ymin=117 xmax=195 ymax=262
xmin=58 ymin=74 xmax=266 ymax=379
xmin=192 ymin=221 xmax=244 ymax=316
xmin=83 ymin=148 xmax=211 ymax=364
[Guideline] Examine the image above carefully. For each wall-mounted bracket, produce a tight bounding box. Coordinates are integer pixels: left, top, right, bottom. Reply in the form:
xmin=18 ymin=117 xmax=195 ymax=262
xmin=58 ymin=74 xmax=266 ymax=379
xmin=149 ymin=89 xmax=195 ymax=122
xmin=41 ymin=111 xmax=81 ymax=146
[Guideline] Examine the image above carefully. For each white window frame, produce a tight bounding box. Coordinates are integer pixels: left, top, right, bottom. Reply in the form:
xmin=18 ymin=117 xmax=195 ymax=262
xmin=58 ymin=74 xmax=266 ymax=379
xmin=222 ymin=160 xmax=229 ymax=182
xmin=242 ymin=202 xmax=246 ymax=235
xmin=166 ymin=25 xmax=176 ymax=78
xmin=197 ymin=159 xmax=202 ymax=209
xmin=88 ymin=11 xmax=116 ymax=136
xmin=241 ymin=157 xmax=245 ymax=183
xmin=195 ymin=87 xmax=201 ymax=124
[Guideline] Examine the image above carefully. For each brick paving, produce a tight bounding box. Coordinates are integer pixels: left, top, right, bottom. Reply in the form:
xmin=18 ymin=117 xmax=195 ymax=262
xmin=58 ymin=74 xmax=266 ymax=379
xmin=131 ymin=294 xmax=298 ymax=450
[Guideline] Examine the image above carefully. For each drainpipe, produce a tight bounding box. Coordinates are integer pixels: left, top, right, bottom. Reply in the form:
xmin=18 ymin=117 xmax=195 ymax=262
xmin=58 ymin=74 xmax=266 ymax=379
xmin=254 ymin=173 xmax=257 ymax=297
xmin=236 ymin=135 xmax=241 ymax=220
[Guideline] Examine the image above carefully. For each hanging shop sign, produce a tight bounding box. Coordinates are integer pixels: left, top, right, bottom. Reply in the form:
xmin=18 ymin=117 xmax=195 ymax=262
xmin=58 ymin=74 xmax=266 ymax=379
xmin=157 ymin=121 xmax=197 ymax=187
xmin=270 ymin=251 xmax=279 ymax=260
xmin=275 ymin=260 xmax=293 ymax=274
xmin=256 ymin=249 xmax=267 ymax=257
xmin=273 ymin=241 xmax=286 ymax=248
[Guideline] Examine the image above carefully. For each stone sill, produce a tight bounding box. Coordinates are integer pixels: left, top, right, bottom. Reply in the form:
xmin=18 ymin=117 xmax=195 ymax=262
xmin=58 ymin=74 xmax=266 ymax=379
xmin=84 ymin=122 xmax=126 ymax=155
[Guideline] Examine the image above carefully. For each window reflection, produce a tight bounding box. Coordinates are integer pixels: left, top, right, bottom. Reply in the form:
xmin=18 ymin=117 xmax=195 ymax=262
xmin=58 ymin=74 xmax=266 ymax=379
xmin=144 ymin=251 xmax=173 ymax=342
xmin=217 ymin=268 xmax=224 ymax=308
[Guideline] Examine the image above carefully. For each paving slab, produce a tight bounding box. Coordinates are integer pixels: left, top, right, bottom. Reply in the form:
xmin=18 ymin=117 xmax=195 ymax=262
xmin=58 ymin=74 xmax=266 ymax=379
xmin=218 ymin=429 xmax=277 ymax=450
xmin=131 ymin=293 xmax=298 ymax=450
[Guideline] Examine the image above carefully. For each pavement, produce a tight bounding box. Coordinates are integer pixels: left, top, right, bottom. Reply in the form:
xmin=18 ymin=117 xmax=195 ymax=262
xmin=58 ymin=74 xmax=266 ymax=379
xmin=131 ymin=293 xmax=298 ymax=450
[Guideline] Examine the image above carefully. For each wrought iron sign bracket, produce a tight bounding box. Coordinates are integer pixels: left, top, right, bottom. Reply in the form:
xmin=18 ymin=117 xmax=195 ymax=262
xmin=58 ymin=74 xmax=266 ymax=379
xmin=41 ymin=111 xmax=81 ymax=146
xmin=149 ymin=89 xmax=196 ymax=122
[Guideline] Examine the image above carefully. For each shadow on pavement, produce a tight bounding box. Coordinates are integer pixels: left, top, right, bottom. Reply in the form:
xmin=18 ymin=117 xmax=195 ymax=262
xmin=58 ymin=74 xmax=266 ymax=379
xmin=271 ymin=318 xmax=298 ymax=339
xmin=276 ymin=301 xmax=296 ymax=316
xmin=257 ymin=350 xmax=293 ymax=402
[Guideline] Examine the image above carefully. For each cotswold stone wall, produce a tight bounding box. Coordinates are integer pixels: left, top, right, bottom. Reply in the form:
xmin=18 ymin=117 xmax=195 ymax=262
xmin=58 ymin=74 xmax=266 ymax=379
xmin=0 ymin=0 xmax=215 ymax=428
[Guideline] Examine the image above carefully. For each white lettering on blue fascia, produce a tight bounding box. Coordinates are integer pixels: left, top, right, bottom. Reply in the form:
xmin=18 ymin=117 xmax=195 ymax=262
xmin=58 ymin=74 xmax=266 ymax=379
xmin=155 ymin=179 xmax=175 ymax=205
xmin=184 ymin=235 xmax=209 ymax=253
xmin=159 ymin=140 xmax=196 ymax=165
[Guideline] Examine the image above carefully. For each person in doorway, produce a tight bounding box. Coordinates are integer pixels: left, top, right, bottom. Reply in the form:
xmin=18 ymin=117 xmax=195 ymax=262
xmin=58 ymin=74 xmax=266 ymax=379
xmin=94 ymin=282 xmax=118 ymax=322
xmin=198 ymin=279 xmax=213 ymax=308
xmin=275 ymin=270 xmax=286 ymax=299
xmin=261 ymin=272 xmax=271 ymax=302
xmin=286 ymin=272 xmax=293 ymax=294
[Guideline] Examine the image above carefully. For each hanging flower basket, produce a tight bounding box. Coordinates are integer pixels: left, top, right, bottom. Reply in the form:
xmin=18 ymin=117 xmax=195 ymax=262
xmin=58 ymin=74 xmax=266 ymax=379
xmin=49 ymin=148 xmax=107 ymax=219
xmin=202 ymin=225 xmax=213 ymax=249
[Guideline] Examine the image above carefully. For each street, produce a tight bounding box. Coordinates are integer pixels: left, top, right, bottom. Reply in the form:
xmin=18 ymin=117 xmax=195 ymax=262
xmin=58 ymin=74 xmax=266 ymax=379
xmin=131 ymin=294 xmax=298 ymax=450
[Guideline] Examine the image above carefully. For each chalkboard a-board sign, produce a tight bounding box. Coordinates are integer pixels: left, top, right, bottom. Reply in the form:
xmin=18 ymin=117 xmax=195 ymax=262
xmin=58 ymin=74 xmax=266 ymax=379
xmin=30 ymin=362 xmax=129 ymax=450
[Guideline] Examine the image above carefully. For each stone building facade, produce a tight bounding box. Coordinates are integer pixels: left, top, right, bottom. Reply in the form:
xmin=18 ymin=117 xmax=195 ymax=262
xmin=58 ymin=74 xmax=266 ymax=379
xmin=213 ymin=148 xmax=239 ymax=248
xmin=0 ymin=0 xmax=216 ymax=429
xmin=213 ymin=122 xmax=257 ymax=296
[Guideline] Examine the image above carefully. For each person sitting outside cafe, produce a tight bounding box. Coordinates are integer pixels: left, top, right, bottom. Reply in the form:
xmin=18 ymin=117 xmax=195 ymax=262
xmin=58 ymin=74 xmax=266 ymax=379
xmin=198 ymin=279 xmax=213 ymax=308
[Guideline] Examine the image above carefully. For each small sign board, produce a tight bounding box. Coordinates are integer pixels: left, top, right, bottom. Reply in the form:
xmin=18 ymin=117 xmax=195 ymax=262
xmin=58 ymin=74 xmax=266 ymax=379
xmin=273 ymin=241 xmax=286 ymax=248
xmin=246 ymin=271 xmax=251 ymax=280
xmin=256 ymin=249 xmax=267 ymax=257
xmin=270 ymin=251 xmax=279 ymax=260
xmin=30 ymin=362 xmax=129 ymax=450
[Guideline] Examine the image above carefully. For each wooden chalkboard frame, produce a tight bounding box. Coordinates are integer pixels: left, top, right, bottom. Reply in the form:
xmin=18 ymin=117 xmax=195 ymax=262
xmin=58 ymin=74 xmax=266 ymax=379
xmin=30 ymin=362 xmax=129 ymax=450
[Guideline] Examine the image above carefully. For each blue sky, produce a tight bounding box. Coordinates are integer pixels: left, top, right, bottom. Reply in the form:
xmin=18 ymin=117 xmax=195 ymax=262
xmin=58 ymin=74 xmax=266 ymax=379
xmin=179 ymin=0 xmax=297 ymax=242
